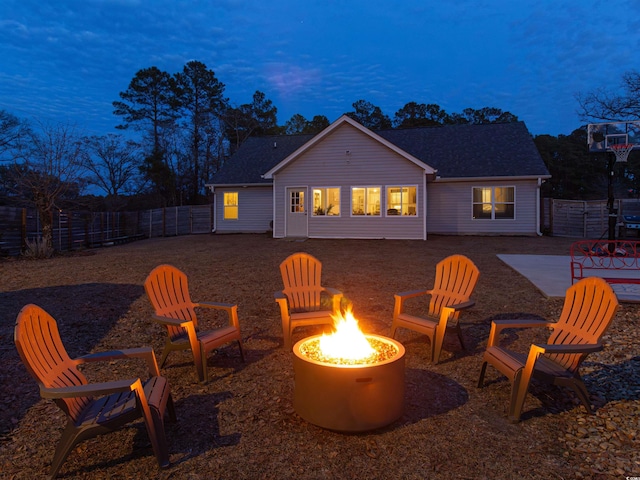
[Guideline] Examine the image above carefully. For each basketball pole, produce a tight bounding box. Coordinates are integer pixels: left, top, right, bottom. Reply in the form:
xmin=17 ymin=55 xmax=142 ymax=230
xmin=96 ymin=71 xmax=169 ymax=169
xmin=606 ymin=152 xmax=617 ymax=245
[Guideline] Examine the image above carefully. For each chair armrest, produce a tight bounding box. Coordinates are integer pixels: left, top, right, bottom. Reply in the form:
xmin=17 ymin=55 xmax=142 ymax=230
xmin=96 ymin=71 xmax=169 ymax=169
xmin=151 ymin=314 xmax=192 ymax=328
xmin=395 ymin=289 xmax=431 ymax=300
xmin=447 ymin=299 xmax=475 ymax=312
xmin=196 ymin=301 xmax=236 ymax=310
xmin=322 ymin=287 xmax=343 ymax=313
xmin=532 ymin=342 xmax=603 ymax=355
xmin=393 ymin=289 xmax=431 ymax=319
xmin=322 ymin=287 xmax=342 ymax=297
xmin=195 ymin=301 xmax=240 ymax=329
xmin=487 ymin=319 xmax=552 ymax=347
xmin=40 ymin=378 xmax=140 ymax=399
xmin=77 ymin=346 xmax=161 ymax=376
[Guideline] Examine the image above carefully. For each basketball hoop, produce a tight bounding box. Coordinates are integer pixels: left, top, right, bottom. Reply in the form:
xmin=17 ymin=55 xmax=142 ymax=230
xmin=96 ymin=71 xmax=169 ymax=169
xmin=610 ymin=143 xmax=634 ymax=163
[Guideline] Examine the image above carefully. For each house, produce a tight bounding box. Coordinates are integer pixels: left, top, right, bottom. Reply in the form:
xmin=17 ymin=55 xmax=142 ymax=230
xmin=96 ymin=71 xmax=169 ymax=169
xmin=207 ymin=115 xmax=550 ymax=239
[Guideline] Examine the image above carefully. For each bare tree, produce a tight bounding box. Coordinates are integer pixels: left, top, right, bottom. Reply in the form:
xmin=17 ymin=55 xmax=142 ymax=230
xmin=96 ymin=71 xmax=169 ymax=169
xmin=83 ymin=134 xmax=142 ymax=207
xmin=0 ymin=110 xmax=29 ymax=157
xmin=10 ymin=120 xmax=86 ymax=253
xmin=577 ymin=70 xmax=640 ymax=121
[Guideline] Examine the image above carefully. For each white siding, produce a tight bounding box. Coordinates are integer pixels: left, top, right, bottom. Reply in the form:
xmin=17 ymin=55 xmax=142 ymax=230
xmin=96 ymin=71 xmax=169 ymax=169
xmin=215 ymin=186 xmax=273 ymax=233
xmin=427 ymin=179 xmax=540 ymax=235
xmin=273 ymin=123 xmax=426 ymax=239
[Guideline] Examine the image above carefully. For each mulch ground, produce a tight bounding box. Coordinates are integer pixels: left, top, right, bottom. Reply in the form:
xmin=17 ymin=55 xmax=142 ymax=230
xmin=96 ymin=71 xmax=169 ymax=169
xmin=0 ymin=234 xmax=638 ymax=479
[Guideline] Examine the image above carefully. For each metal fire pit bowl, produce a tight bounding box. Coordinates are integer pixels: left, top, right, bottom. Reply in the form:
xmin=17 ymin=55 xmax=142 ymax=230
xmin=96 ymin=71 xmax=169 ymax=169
xmin=292 ymin=334 xmax=405 ymax=432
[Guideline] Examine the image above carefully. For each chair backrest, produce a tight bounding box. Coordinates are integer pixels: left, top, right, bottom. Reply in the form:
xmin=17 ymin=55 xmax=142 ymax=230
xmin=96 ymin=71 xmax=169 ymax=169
xmin=280 ymin=252 xmax=325 ymax=312
xmin=429 ymin=254 xmax=480 ymax=319
xmin=145 ymin=264 xmax=198 ymax=340
xmin=15 ymin=304 xmax=91 ymax=421
xmin=547 ymin=276 xmax=619 ymax=371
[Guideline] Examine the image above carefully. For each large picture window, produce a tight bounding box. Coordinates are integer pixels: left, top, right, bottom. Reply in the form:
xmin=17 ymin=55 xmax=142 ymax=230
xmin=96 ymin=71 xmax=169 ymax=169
xmin=386 ymin=186 xmax=417 ymax=216
xmin=472 ymin=186 xmax=515 ymax=219
xmin=312 ymin=187 xmax=340 ymax=216
xmin=351 ymin=187 xmax=381 ymax=216
xmin=223 ymin=192 xmax=238 ymax=220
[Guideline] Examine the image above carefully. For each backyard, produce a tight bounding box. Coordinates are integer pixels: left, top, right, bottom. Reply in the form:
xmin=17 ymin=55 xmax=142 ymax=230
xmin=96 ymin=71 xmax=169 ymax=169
xmin=0 ymin=234 xmax=637 ymax=479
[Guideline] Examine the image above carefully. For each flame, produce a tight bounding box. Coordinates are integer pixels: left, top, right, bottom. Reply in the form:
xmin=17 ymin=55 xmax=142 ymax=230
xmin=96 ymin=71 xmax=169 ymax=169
xmin=318 ymin=305 xmax=375 ymax=361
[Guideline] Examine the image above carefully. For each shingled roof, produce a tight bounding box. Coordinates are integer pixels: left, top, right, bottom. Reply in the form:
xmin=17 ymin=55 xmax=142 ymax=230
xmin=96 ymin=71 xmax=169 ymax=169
xmin=208 ymin=120 xmax=549 ymax=186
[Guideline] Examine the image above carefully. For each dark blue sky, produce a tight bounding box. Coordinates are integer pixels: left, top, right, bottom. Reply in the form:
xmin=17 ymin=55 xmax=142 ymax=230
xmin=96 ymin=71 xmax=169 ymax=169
xmin=1 ymin=0 xmax=639 ymax=138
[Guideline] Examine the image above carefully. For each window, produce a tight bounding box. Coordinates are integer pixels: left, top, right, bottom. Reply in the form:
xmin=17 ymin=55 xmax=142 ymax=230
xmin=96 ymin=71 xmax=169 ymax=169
xmin=386 ymin=186 xmax=417 ymax=216
xmin=312 ymin=187 xmax=340 ymax=216
xmin=290 ymin=190 xmax=305 ymax=213
xmin=223 ymin=192 xmax=238 ymax=220
xmin=351 ymin=187 xmax=381 ymax=216
xmin=472 ymin=186 xmax=515 ymax=219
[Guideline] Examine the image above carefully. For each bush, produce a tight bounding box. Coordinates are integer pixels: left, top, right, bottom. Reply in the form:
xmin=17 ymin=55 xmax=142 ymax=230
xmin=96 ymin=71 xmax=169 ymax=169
xmin=22 ymin=237 xmax=53 ymax=259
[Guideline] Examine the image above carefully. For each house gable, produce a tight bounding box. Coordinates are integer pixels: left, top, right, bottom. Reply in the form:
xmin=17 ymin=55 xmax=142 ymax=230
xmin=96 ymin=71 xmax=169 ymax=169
xmin=263 ymin=115 xmax=436 ymax=179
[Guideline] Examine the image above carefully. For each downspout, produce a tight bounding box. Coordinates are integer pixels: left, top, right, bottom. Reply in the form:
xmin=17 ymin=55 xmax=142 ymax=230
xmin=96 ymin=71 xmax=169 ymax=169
xmin=423 ymin=170 xmax=428 ymax=240
xmin=536 ymin=178 xmax=542 ymax=236
xmin=211 ymin=186 xmax=217 ymax=233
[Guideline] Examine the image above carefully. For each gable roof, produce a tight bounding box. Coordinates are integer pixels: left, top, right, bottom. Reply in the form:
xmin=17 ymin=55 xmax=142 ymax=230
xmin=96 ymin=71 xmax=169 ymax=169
xmin=208 ymin=118 xmax=549 ymax=186
xmin=263 ymin=115 xmax=436 ymax=178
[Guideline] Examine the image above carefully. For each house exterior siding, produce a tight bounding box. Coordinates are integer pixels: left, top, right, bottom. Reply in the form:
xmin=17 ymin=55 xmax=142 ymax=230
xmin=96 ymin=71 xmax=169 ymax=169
xmin=214 ymin=186 xmax=273 ymax=233
xmin=427 ymin=179 xmax=540 ymax=235
xmin=272 ymin=124 xmax=426 ymax=239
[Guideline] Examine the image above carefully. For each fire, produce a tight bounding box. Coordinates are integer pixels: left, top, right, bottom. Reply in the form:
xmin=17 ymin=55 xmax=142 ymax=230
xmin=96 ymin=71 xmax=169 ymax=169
xmin=318 ymin=306 xmax=375 ymax=361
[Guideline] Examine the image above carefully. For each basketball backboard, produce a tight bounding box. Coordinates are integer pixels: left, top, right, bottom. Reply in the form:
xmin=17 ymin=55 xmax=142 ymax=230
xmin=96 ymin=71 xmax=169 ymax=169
xmin=587 ymin=120 xmax=640 ymax=152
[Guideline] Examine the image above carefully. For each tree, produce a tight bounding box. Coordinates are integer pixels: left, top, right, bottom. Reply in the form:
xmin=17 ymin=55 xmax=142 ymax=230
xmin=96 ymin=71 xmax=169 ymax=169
xmin=113 ymin=67 xmax=178 ymax=155
xmin=450 ymin=107 xmax=519 ymax=125
xmin=346 ymin=100 xmax=392 ymax=130
xmin=393 ymin=102 xmax=451 ymax=128
xmin=83 ymin=134 xmax=142 ymax=206
xmin=9 ymin=120 xmax=86 ymax=253
xmin=173 ymin=61 xmax=227 ymax=203
xmin=284 ymin=113 xmax=308 ymax=134
xmin=0 ymin=110 xmax=28 ymax=157
xmin=222 ymin=91 xmax=279 ymax=153
xmin=577 ymin=70 xmax=640 ymax=121
xmin=535 ymin=128 xmax=607 ymax=200
xmin=284 ymin=114 xmax=330 ymax=135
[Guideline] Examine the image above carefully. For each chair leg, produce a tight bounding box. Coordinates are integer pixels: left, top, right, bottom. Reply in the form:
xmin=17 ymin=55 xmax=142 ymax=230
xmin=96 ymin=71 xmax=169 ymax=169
xmin=49 ymin=421 xmax=81 ymax=478
xmin=200 ymin=347 xmax=208 ymax=383
xmin=477 ymin=361 xmax=488 ymax=388
xmin=509 ymin=368 xmax=532 ymax=423
xmin=237 ymin=340 xmax=245 ymax=362
xmin=455 ymin=323 xmax=466 ymax=350
xmin=569 ymin=380 xmax=594 ymax=414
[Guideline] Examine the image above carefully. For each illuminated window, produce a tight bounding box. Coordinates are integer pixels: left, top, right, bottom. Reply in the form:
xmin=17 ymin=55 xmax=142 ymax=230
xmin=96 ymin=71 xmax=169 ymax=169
xmin=351 ymin=187 xmax=381 ymax=216
xmin=223 ymin=192 xmax=238 ymax=220
xmin=312 ymin=187 xmax=340 ymax=216
xmin=472 ymin=186 xmax=515 ymax=219
xmin=386 ymin=186 xmax=417 ymax=216
xmin=290 ymin=190 xmax=305 ymax=213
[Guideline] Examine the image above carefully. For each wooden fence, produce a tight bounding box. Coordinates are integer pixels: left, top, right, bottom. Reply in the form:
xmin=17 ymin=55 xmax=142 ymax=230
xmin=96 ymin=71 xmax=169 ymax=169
xmin=0 ymin=205 xmax=214 ymax=256
xmin=541 ymin=198 xmax=640 ymax=239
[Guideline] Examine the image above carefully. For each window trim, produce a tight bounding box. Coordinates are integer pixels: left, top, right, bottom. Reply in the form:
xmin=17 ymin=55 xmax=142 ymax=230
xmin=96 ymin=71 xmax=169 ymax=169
xmin=471 ymin=185 xmax=516 ymax=220
xmin=311 ymin=186 xmax=341 ymax=217
xmin=223 ymin=191 xmax=239 ymax=220
xmin=351 ymin=186 xmax=382 ymax=217
xmin=385 ymin=185 xmax=418 ymax=217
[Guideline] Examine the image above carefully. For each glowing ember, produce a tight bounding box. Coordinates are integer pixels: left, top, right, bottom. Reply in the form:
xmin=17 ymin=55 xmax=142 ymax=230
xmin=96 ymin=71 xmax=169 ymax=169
xmin=299 ymin=337 xmax=398 ymax=365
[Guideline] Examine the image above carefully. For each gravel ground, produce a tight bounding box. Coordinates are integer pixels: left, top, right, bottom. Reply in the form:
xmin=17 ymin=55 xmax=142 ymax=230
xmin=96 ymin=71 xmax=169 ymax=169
xmin=0 ymin=234 xmax=638 ymax=479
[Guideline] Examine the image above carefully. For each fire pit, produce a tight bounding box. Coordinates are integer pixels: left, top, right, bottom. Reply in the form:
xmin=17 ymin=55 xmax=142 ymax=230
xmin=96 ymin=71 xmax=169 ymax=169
xmin=292 ymin=307 xmax=405 ymax=432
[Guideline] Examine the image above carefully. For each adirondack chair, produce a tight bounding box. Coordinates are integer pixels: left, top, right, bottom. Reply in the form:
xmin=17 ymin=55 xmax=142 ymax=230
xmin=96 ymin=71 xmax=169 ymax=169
xmin=477 ymin=276 xmax=619 ymax=422
xmin=14 ymin=304 xmax=176 ymax=478
xmin=144 ymin=264 xmax=244 ymax=383
xmin=390 ymin=254 xmax=479 ymax=364
xmin=275 ymin=252 xmax=343 ymax=350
